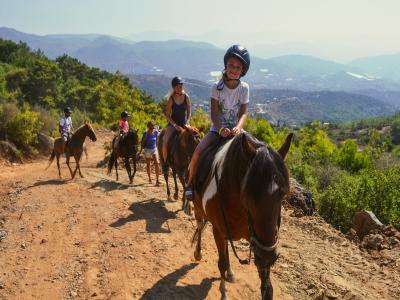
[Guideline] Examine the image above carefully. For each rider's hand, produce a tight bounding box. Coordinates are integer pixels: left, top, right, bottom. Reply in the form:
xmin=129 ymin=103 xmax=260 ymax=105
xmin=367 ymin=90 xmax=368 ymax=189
xmin=219 ymin=127 xmax=231 ymax=138
xmin=231 ymin=126 xmax=241 ymax=136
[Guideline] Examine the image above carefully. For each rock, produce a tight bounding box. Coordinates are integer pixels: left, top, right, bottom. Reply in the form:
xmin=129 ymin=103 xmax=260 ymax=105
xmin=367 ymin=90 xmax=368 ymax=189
xmin=21 ymin=242 xmax=27 ymax=249
xmin=361 ymin=234 xmax=384 ymax=250
xmin=0 ymin=230 xmax=7 ymax=241
xmin=40 ymin=238 xmax=48 ymax=244
xmin=283 ymin=178 xmax=316 ymax=216
xmin=0 ymin=281 xmax=4 ymax=289
xmin=37 ymin=133 xmax=54 ymax=155
xmin=70 ymin=290 xmax=78 ymax=297
xmin=351 ymin=210 xmax=383 ymax=239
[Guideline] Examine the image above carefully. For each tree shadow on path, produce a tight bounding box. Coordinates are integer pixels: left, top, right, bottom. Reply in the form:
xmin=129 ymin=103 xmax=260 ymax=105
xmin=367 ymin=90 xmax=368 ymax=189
xmin=140 ymin=263 xmax=216 ymax=300
xmin=109 ymin=198 xmax=178 ymax=233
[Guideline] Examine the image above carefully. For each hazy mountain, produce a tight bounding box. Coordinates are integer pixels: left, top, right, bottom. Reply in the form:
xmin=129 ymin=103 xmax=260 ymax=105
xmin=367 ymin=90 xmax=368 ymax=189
xmin=2 ymin=27 xmax=400 ymax=93
xmin=349 ymin=53 xmax=400 ymax=82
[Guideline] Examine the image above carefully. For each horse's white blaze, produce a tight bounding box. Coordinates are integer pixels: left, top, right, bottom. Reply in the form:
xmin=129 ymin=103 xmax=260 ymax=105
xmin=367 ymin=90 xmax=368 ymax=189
xmin=202 ymin=175 xmax=217 ymax=212
xmin=202 ymin=138 xmax=235 ymax=214
xmin=269 ymin=179 xmax=279 ymax=195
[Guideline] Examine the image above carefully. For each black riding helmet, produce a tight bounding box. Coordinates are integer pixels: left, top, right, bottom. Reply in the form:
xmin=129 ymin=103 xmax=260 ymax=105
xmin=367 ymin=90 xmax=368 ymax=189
xmin=171 ymin=76 xmax=184 ymax=87
xmin=121 ymin=111 xmax=129 ymax=118
xmin=224 ymin=45 xmax=250 ymax=77
xmin=64 ymin=107 xmax=72 ymax=113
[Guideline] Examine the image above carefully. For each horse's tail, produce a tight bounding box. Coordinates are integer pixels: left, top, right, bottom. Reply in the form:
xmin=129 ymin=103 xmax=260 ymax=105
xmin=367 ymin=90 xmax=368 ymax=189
xmin=107 ymin=151 xmax=115 ymax=175
xmin=45 ymin=149 xmax=56 ymax=170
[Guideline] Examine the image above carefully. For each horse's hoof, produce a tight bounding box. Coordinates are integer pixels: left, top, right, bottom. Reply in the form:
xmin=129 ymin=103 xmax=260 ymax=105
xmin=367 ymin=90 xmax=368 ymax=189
xmin=226 ymin=272 xmax=235 ymax=283
xmin=194 ymin=250 xmax=202 ymax=261
xmin=173 ymin=193 xmax=179 ymax=200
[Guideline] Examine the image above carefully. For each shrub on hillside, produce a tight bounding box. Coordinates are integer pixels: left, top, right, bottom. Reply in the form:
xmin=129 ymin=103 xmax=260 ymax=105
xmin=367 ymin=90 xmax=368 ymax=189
xmin=319 ymin=166 xmax=400 ymax=232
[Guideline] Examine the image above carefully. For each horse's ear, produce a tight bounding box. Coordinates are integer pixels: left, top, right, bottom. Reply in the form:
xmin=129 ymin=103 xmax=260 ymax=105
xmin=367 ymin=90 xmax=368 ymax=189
xmin=242 ymin=134 xmax=256 ymax=159
xmin=278 ymin=133 xmax=293 ymax=160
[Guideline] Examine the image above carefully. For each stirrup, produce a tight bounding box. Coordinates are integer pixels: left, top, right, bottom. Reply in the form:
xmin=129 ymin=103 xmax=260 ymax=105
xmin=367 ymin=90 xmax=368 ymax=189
xmin=185 ymin=185 xmax=193 ymax=200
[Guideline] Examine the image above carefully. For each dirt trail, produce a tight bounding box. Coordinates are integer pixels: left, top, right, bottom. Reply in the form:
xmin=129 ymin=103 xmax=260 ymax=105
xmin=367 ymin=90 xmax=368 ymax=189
xmin=0 ymin=130 xmax=399 ymax=300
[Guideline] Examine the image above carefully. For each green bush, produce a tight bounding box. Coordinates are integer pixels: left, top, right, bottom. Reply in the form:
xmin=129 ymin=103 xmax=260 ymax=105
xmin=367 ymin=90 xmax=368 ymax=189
xmin=5 ymin=105 xmax=43 ymax=153
xmin=319 ymin=166 xmax=400 ymax=232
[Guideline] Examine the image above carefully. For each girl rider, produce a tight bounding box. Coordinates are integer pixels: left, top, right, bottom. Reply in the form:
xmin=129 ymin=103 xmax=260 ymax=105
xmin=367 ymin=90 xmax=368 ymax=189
xmin=185 ymin=45 xmax=250 ymax=199
xmin=161 ymin=76 xmax=191 ymax=164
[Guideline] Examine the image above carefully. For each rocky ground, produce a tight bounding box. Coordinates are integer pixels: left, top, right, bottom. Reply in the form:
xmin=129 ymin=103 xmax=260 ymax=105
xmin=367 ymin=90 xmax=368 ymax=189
xmin=0 ymin=130 xmax=399 ymax=300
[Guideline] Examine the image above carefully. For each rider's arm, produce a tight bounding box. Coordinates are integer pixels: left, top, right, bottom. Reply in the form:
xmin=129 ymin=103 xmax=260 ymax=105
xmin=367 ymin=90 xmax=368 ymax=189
xmin=186 ymin=95 xmax=191 ymax=124
xmin=211 ymin=98 xmax=222 ymax=131
xmin=165 ymin=98 xmax=177 ymax=127
xmin=235 ymin=103 xmax=248 ymax=130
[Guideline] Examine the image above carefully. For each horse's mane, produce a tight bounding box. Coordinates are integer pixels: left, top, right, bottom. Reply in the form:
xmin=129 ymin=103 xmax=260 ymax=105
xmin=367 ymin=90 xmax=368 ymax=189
xmin=217 ymin=133 xmax=265 ymax=193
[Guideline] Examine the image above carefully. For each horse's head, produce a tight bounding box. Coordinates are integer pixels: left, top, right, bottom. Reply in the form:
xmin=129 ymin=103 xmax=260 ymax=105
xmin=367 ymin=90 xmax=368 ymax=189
xmin=179 ymin=126 xmax=201 ymax=156
xmin=85 ymin=123 xmax=97 ymax=142
xmin=127 ymin=129 xmax=139 ymax=151
xmin=240 ymin=133 xmax=293 ymax=270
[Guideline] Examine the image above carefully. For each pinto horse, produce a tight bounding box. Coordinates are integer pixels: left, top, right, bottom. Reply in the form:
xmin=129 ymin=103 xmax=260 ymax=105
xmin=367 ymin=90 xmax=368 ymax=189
xmin=47 ymin=123 xmax=97 ymax=179
xmin=107 ymin=129 xmax=139 ymax=184
xmin=157 ymin=127 xmax=201 ymax=211
xmin=191 ymin=132 xmax=293 ymax=300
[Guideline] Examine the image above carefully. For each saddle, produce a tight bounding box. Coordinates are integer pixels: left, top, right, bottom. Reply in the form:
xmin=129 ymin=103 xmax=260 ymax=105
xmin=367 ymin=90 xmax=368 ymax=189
xmin=113 ymin=133 xmax=127 ymax=150
xmin=193 ymin=136 xmax=230 ymax=194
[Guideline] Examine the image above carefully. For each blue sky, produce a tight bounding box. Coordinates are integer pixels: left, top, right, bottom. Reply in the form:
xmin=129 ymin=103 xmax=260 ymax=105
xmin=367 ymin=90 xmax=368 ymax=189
xmin=1 ymin=0 xmax=400 ymax=60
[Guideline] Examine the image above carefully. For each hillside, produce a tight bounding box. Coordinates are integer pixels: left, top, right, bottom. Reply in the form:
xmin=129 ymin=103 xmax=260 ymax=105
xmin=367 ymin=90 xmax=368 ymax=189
xmin=128 ymin=74 xmax=397 ymax=125
xmin=0 ymin=131 xmax=399 ymax=300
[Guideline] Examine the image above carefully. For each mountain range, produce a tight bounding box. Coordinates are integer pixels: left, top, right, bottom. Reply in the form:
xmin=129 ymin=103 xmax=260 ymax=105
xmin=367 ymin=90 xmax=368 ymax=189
xmin=1 ymin=26 xmax=400 ymax=124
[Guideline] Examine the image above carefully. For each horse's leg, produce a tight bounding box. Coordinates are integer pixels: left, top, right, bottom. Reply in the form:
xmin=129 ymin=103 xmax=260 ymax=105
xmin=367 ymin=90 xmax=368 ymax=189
xmin=172 ymin=169 xmax=179 ymax=201
xmin=258 ymin=267 xmax=273 ymax=300
xmin=225 ymin=241 xmax=235 ymax=283
xmin=178 ymin=172 xmax=191 ymax=215
xmin=132 ymin=155 xmax=137 ymax=181
xmin=213 ymin=227 xmax=230 ymax=300
xmin=193 ymin=217 xmax=206 ymax=261
xmin=66 ymin=154 xmax=73 ymax=178
xmin=76 ymin=154 xmax=83 ymax=178
xmin=71 ymin=154 xmax=79 ymax=179
xmin=164 ymin=167 xmax=171 ymax=201
xmin=56 ymin=154 xmax=61 ymax=179
xmin=125 ymin=157 xmax=132 ymax=184
xmin=115 ymin=155 xmax=119 ymax=181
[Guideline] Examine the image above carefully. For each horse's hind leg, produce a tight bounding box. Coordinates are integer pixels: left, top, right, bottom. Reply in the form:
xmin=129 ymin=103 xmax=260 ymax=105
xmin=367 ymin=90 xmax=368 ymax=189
xmin=172 ymin=169 xmax=179 ymax=200
xmin=56 ymin=155 xmax=61 ymax=179
xmin=115 ymin=157 xmax=119 ymax=181
xmin=213 ymin=228 xmax=230 ymax=300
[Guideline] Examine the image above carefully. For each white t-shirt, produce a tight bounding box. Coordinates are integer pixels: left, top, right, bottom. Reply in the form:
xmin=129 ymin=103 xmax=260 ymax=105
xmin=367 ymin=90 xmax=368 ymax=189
xmin=210 ymin=80 xmax=249 ymax=129
xmin=60 ymin=116 xmax=72 ymax=133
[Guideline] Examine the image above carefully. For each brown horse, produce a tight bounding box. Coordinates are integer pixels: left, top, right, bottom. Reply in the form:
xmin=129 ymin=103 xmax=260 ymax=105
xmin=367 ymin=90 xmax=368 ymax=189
xmin=47 ymin=123 xmax=97 ymax=179
xmin=191 ymin=132 xmax=293 ymax=300
xmin=157 ymin=127 xmax=201 ymax=212
xmin=107 ymin=129 xmax=139 ymax=184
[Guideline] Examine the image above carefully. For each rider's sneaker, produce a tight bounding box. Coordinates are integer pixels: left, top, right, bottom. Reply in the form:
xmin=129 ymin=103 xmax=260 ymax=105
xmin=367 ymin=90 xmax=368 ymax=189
xmin=185 ymin=185 xmax=193 ymax=200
